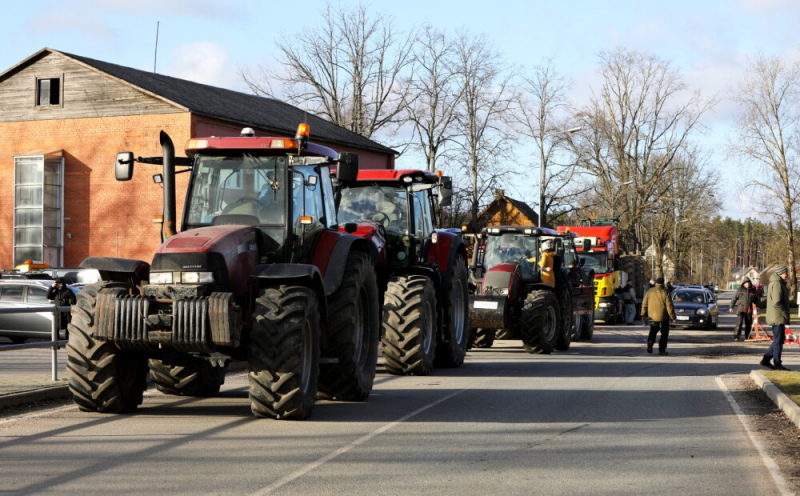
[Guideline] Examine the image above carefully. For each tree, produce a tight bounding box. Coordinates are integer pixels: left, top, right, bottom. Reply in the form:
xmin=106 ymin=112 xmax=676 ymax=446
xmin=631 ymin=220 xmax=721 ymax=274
xmin=452 ymin=31 xmax=516 ymax=226
xmin=401 ymin=26 xmax=463 ymax=172
xmin=514 ymin=60 xmax=588 ymax=227
xmin=731 ymin=54 xmax=800 ymax=293
xmin=239 ymin=4 xmax=415 ymax=139
xmin=572 ymin=48 xmax=715 ymax=253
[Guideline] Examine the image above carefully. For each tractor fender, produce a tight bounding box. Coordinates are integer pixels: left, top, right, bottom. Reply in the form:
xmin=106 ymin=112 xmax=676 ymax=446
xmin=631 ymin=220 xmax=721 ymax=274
xmin=428 ymin=230 xmax=466 ymax=278
xmin=311 ymin=232 xmax=381 ymax=296
xmin=79 ymin=256 xmax=150 ymax=286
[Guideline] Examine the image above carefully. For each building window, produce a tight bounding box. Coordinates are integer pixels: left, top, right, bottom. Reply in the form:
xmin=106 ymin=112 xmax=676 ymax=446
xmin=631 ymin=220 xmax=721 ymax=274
xmin=13 ymin=152 xmax=64 ymax=267
xmin=36 ymin=77 xmax=61 ymax=106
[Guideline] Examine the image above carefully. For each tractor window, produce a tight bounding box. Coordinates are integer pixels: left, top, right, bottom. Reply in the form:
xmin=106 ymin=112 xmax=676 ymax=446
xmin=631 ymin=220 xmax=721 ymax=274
xmin=562 ymin=239 xmax=577 ymax=267
xmin=186 ymin=154 xmax=287 ymax=227
xmin=338 ymin=185 xmax=408 ymax=233
xmin=483 ymin=233 xmax=537 ymax=270
xmin=412 ymin=190 xmax=433 ymax=239
xmin=319 ymin=166 xmax=337 ymax=228
xmin=580 ymin=252 xmax=609 ymax=273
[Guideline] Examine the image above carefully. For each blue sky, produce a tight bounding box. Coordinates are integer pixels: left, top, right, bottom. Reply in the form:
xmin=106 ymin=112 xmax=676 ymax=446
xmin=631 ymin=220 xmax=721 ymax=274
xmin=3 ymin=0 xmax=799 ymax=220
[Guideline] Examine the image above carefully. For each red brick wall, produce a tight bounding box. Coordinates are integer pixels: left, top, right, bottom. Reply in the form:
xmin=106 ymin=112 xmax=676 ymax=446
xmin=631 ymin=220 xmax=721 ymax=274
xmin=0 ymin=113 xmax=192 ymax=268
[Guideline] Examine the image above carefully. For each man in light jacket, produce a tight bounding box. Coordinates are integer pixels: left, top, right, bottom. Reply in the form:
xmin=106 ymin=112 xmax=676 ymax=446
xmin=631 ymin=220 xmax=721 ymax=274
xmin=641 ymin=277 xmax=676 ymax=356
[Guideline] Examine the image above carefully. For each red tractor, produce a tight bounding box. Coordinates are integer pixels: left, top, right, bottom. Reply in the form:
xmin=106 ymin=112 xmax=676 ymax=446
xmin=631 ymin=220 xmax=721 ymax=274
xmin=67 ymin=124 xmax=384 ymax=420
xmin=335 ymin=170 xmax=469 ymax=375
xmin=468 ymin=226 xmax=594 ymax=353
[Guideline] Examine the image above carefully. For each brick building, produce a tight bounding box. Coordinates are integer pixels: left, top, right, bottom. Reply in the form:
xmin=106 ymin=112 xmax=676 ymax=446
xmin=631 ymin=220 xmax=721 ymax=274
xmin=0 ymin=48 xmax=396 ymax=269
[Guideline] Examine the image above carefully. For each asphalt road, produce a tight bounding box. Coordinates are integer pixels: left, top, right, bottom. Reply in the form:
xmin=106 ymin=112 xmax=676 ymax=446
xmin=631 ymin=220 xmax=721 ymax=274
xmin=0 ymin=291 xmax=795 ymax=495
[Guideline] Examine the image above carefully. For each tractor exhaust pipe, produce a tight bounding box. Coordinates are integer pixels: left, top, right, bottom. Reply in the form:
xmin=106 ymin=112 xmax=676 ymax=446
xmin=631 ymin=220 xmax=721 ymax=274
xmin=159 ymin=131 xmax=177 ymax=239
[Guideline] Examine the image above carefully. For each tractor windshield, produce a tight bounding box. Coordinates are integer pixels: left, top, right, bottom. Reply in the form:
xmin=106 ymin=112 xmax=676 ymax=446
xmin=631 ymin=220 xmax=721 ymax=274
xmin=185 ymin=154 xmax=288 ymax=227
xmin=580 ymin=252 xmax=609 ymax=273
xmin=483 ymin=233 xmax=538 ymax=270
xmin=338 ymin=185 xmax=408 ymax=234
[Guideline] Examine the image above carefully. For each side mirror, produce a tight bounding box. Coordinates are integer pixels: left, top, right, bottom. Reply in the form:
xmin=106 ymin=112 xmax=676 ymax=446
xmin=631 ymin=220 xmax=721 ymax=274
xmin=115 ymin=152 xmax=134 ymax=181
xmin=583 ymin=239 xmax=591 ymax=251
xmin=336 ymin=152 xmax=359 ymax=182
xmin=438 ymin=176 xmax=453 ymax=207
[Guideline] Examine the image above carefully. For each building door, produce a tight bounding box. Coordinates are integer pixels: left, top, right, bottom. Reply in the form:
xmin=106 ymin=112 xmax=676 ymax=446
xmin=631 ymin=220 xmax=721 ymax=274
xmin=13 ymin=151 xmax=64 ymax=267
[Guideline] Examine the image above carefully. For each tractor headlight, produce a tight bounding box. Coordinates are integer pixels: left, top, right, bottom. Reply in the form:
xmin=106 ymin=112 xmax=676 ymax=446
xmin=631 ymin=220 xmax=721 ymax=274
xmin=696 ymin=308 xmax=707 ymax=315
xmin=598 ymin=302 xmax=611 ymax=308
xmin=149 ymin=272 xmax=174 ymax=284
xmin=181 ymin=271 xmax=214 ymax=284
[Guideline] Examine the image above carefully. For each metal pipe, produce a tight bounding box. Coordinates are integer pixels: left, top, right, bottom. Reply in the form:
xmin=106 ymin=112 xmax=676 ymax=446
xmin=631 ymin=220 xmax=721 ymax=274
xmin=160 ymin=131 xmax=178 ymax=239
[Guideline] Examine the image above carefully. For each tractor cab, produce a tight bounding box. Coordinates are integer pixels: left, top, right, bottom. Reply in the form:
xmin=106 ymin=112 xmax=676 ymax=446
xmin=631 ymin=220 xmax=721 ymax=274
xmin=336 ymin=170 xmax=452 ymax=268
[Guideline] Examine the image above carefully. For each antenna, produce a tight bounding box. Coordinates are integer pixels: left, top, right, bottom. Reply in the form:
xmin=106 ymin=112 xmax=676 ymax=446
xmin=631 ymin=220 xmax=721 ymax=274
xmin=153 ymin=21 xmax=160 ymax=74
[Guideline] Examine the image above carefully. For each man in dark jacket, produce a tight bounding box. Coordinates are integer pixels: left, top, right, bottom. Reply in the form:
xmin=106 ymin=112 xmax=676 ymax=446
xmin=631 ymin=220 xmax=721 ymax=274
xmin=641 ymin=277 xmax=677 ymax=355
xmin=47 ymin=277 xmax=76 ymax=331
xmin=760 ymin=266 xmax=791 ymax=371
xmin=730 ymin=277 xmax=756 ymax=341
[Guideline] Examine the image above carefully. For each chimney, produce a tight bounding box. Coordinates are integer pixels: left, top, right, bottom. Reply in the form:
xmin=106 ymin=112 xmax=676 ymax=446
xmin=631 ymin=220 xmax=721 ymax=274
xmin=495 ymin=189 xmax=505 ymax=198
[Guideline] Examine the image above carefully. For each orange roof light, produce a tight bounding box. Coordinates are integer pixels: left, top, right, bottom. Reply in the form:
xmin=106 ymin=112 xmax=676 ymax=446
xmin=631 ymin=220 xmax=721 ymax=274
xmin=435 ymin=170 xmax=443 ymax=177
xmin=296 ymin=123 xmax=310 ymax=139
xmin=300 ymin=216 xmax=313 ymax=225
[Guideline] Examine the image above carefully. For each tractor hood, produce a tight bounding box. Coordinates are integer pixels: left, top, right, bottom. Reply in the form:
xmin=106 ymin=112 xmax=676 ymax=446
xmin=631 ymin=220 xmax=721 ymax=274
xmin=151 ymin=225 xmax=259 ymax=297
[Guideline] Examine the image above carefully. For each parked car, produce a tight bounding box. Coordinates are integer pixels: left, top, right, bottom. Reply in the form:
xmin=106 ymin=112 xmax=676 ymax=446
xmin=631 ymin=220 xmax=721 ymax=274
xmin=0 ymin=280 xmax=79 ymax=344
xmin=670 ymin=288 xmax=718 ymax=330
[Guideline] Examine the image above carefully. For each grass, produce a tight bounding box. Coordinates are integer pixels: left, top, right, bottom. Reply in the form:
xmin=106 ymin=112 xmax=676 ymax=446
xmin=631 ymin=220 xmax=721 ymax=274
xmin=762 ymin=370 xmax=800 ymax=407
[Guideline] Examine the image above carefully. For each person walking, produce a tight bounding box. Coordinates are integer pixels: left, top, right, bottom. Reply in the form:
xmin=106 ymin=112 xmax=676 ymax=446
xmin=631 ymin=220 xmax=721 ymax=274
xmin=47 ymin=277 xmax=76 ymax=332
xmin=623 ymin=281 xmax=637 ymax=324
xmin=730 ymin=277 xmax=756 ymax=341
xmin=641 ymin=277 xmax=676 ymax=355
xmin=760 ymin=265 xmax=792 ymax=371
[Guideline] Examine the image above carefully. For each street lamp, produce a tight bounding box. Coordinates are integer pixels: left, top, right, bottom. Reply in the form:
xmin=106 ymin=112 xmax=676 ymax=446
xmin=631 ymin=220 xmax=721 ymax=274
xmin=538 ymin=127 xmax=582 ymax=227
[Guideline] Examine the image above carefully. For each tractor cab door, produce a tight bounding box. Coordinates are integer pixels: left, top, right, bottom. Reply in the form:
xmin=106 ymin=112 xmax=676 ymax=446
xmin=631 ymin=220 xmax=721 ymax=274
xmin=290 ymin=165 xmax=327 ymax=263
xmin=411 ymin=189 xmax=435 ymax=264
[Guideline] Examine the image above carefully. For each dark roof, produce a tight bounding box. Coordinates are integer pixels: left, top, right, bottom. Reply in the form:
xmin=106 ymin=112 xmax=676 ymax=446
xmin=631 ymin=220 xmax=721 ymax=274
xmin=53 ymin=49 xmax=395 ymax=155
xmin=504 ymin=196 xmax=539 ymax=224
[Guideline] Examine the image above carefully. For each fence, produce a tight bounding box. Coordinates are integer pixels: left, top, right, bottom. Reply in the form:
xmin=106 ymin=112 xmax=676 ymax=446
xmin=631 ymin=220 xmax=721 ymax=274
xmin=0 ymin=305 xmax=71 ymax=380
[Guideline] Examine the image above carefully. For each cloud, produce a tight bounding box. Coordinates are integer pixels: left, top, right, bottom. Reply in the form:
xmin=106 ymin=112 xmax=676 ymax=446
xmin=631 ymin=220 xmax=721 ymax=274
xmin=24 ymin=9 xmax=115 ymax=44
xmin=163 ymin=42 xmax=238 ymax=89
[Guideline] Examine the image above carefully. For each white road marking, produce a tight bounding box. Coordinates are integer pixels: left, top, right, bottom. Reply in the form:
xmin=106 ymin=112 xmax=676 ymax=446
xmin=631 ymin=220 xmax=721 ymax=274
xmin=249 ymin=388 xmax=468 ymax=496
xmin=715 ymin=375 xmax=793 ymax=496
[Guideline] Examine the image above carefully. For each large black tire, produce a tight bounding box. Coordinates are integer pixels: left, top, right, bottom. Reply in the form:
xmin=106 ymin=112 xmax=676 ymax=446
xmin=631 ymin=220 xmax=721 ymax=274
xmin=495 ymin=328 xmax=514 ymax=340
xmin=554 ymin=287 xmax=573 ymax=351
xmin=381 ymin=275 xmax=437 ymax=376
xmin=317 ymin=252 xmax=380 ymax=401
xmin=579 ymin=313 xmax=595 ymax=340
xmin=435 ymin=254 xmax=469 ymax=368
xmin=67 ymin=282 xmax=148 ymax=413
xmin=521 ymin=290 xmax=560 ymax=354
xmin=473 ymin=328 xmax=495 ymax=348
xmin=149 ymin=358 xmax=227 ymax=397
xmin=249 ymin=286 xmax=320 ymax=419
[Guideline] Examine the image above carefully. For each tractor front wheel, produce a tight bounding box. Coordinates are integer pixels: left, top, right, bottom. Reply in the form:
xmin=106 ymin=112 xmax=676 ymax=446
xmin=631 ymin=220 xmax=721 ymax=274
xmin=521 ymin=290 xmax=560 ymax=354
xmin=435 ymin=254 xmax=469 ymax=368
xmin=67 ymin=282 xmax=148 ymax=413
xmin=249 ymin=285 xmax=320 ymax=419
xmin=382 ymin=275 xmax=437 ymax=376
xmin=149 ymin=358 xmax=227 ymax=397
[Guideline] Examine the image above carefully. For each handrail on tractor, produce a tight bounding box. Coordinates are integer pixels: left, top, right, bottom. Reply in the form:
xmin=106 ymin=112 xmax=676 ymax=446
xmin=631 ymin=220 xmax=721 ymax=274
xmin=0 ymin=305 xmax=71 ymax=380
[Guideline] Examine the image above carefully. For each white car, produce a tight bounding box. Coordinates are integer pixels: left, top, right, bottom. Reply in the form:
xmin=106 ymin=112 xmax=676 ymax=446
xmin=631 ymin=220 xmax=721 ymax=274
xmin=0 ymin=280 xmax=79 ymax=344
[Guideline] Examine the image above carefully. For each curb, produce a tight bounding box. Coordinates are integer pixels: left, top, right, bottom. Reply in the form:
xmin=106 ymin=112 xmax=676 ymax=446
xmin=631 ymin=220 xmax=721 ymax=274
xmin=750 ymin=369 xmax=800 ymax=431
xmin=0 ymin=361 xmax=250 ymax=412
xmin=0 ymin=386 xmax=71 ymax=410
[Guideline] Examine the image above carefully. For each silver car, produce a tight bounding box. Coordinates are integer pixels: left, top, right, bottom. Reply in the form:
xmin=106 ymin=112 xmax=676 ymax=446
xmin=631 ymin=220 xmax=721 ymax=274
xmin=0 ymin=280 xmax=79 ymax=344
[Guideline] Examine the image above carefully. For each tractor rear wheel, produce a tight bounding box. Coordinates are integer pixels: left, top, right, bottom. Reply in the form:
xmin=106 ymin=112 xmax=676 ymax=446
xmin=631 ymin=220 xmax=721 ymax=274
xmin=473 ymin=328 xmax=495 ymax=348
xmin=381 ymin=275 xmax=437 ymax=376
xmin=555 ymin=288 xmax=573 ymax=351
xmin=249 ymin=286 xmax=320 ymax=419
xmin=579 ymin=313 xmax=595 ymax=340
xmin=495 ymin=328 xmax=515 ymax=340
xmin=521 ymin=290 xmax=560 ymax=354
xmin=317 ymin=252 xmax=380 ymax=401
xmin=149 ymin=358 xmax=227 ymax=397
xmin=67 ymin=282 xmax=148 ymax=413
xmin=435 ymin=254 xmax=469 ymax=368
